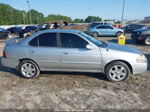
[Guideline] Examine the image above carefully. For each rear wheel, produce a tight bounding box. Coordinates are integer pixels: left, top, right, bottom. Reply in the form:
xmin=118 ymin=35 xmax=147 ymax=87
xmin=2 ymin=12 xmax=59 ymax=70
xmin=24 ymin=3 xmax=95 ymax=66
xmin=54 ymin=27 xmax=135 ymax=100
xmin=105 ymin=61 xmax=130 ymax=82
xmin=144 ymin=36 xmax=150 ymax=45
xmin=92 ymin=32 xmax=99 ymax=38
xmin=18 ymin=60 xmax=40 ymax=79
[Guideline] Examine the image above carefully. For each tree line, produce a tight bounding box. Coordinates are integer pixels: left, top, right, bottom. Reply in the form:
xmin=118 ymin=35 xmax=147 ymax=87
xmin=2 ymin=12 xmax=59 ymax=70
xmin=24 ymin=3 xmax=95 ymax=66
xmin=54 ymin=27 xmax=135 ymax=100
xmin=0 ymin=3 xmax=103 ymax=25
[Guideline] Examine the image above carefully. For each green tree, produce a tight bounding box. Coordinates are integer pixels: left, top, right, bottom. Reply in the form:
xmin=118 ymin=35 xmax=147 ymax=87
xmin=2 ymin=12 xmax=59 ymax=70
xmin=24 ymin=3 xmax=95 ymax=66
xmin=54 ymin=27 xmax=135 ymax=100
xmin=73 ymin=18 xmax=85 ymax=23
xmin=27 ymin=9 xmax=44 ymax=24
xmin=85 ymin=16 xmax=102 ymax=23
xmin=0 ymin=3 xmax=44 ymax=25
xmin=44 ymin=14 xmax=72 ymax=23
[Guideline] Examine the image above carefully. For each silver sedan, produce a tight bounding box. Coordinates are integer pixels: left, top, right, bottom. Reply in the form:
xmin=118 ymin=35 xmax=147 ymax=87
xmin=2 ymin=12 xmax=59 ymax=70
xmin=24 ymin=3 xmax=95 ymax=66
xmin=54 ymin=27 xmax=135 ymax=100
xmin=1 ymin=29 xmax=148 ymax=82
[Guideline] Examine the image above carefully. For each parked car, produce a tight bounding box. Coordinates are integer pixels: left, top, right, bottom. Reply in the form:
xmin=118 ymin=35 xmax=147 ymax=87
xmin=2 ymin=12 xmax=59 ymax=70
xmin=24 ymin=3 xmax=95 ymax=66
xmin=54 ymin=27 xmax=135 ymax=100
xmin=131 ymin=27 xmax=150 ymax=45
xmin=69 ymin=23 xmax=80 ymax=26
xmin=7 ymin=26 xmax=22 ymax=34
xmin=19 ymin=26 xmax=39 ymax=38
xmin=1 ymin=29 xmax=147 ymax=82
xmin=90 ymin=25 xmax=124 ymax=37
xmin=122 ymin=24 xmax=146 ymax=33
xmin=37 ymin=24 xmax=47 ymax=30
xmin=0 ymin=27 xmax=9 ymax=39
xmin=90 ymin=22 xmax=113 ymax=28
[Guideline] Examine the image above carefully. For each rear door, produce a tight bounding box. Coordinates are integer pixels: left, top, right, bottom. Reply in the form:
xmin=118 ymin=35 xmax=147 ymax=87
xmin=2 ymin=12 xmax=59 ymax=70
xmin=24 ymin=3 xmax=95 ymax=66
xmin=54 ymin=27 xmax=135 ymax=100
xmin=59 ymin=33 xmax=101 ymax=72
xmin=27 ymin=33 xmax=61 ymax=70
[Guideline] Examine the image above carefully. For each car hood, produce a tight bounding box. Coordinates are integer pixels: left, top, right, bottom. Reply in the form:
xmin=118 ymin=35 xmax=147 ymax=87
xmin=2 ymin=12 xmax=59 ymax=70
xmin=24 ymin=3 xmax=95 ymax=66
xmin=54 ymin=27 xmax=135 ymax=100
xmin=133 ymin=28 xmax=148 ymax=32
xmin=104 ymin=42 xmax=143 ymax=55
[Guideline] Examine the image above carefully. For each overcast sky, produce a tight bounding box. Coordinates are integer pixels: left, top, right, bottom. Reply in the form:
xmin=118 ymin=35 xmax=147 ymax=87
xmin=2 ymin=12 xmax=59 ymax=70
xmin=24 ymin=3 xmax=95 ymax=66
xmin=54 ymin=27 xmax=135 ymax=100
xmin=1 ymin=0 xmax=150 ymax=20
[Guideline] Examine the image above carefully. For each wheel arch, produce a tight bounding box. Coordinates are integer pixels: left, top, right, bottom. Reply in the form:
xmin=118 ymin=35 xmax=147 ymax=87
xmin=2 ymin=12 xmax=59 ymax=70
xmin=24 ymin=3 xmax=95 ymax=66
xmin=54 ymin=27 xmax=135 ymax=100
xmin=92 ymin=31 xmax=99 ymax=36
xmin=17 ymin=58 xmax=40 ymax=71
xmin=144 ymin=35 xmax=150 ymax=45
xmin=144 ymin=35 xmax=150 ymax=40
xmin=104 ymin=60 xmax=133 ymax=74
xmin=116 ymin=31 xmax=123 ymax=36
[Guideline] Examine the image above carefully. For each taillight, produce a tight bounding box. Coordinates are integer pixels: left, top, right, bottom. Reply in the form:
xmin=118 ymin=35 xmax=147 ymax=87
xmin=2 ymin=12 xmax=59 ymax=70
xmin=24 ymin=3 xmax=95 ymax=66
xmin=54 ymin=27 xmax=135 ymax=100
xmin=3 ymin=51 xmax=6 ymax=58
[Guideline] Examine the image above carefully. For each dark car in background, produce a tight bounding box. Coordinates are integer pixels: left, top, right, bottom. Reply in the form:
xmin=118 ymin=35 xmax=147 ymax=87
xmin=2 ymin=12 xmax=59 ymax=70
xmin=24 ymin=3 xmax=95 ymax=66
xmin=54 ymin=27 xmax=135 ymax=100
xmin=19 ymin=26 xmax=39 ymax=38
xmin=0 ymin=27 xmax=9 ymax=39
xmin=122 ymin=24 xmax=146 ymax=33
xmin=7 ymin=26 xmax=22 ymax=34
xmin=131 ymin=27 xmax=150 ymax=45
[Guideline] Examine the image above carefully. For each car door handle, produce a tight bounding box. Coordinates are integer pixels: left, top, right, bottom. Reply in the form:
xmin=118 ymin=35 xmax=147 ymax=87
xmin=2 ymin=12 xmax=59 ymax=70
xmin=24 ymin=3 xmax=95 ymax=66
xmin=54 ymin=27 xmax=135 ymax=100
xmin=63 ymin=52 xmax=69 ymax=55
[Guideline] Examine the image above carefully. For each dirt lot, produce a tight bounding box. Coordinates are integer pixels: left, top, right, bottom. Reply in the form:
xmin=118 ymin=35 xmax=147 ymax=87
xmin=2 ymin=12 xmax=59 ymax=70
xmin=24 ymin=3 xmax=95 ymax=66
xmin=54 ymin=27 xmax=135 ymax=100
xmin=0 ymin=34 xmax=150 ymax=110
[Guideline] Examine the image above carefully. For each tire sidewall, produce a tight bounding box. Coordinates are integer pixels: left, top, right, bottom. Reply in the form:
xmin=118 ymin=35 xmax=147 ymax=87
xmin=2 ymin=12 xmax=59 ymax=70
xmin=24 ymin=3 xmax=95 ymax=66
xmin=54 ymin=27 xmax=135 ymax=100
xmin=116 ymin=32 xmax=123 ymax=37
xmin=105 ymin=61 xmax=130 ymax=82
xmin=92 ymin=32 xmax=99 ymax=38
xmin=144 ymin=36 xmax=150 ymax=45
xmin=18 ymin=60 xmax=40 ymax=79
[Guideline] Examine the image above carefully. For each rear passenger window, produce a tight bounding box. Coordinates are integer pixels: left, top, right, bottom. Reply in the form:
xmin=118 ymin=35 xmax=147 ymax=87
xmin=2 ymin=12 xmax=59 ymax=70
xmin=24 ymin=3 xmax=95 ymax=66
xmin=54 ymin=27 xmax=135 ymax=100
xmin=29 ymin=33 xmax=57 ymax=47
xmin=29 ymin=37 xmax=38 ymax=46
xmin=39 ymin=33 xmax=57 ymax=47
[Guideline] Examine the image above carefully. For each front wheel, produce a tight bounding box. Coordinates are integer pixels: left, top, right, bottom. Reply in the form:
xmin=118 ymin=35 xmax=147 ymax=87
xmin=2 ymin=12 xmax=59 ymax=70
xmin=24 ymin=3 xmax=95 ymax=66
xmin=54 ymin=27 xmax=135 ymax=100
xmin=105 ymin=61 xmax=130 ymax=82
xmin=18 ymin=60 xmax=40 ymax=79
xmin=144 ymin=36 xmax=150 ymax=46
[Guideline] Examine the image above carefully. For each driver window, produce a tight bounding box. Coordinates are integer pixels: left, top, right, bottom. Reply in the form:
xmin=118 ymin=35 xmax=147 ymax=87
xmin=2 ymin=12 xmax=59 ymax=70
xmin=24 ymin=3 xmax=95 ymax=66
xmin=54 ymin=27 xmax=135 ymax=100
xmin=60 ymin=33 xmax=88 ymax=48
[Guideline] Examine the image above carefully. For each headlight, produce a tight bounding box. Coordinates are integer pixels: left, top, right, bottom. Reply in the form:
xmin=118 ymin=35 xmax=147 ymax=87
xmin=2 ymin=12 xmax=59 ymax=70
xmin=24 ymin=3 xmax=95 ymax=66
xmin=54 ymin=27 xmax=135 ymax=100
xmin=136 ymin=55 xmax=146 ymax=63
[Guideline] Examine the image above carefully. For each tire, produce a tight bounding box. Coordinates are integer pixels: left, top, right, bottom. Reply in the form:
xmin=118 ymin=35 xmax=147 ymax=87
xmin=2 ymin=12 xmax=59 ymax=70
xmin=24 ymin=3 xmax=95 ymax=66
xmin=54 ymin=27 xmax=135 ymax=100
xmin=116 ymin=32 xmax=123 ymax=37
xmin=18 ymin=60 xmax=40 ymax=79
xmin=92 ymin=32 xmax=99 ymax=38
xmin=144 ymin=36 xmax=150 ymax=46
xmin=105 ymin=61 xmax=130 ymax=82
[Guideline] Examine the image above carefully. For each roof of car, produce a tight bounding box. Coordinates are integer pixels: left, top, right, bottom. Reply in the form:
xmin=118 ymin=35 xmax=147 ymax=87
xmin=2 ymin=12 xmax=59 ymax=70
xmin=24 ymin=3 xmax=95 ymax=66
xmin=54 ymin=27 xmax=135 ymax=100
xmin=39 ymin=29 xmax=81 ymax=34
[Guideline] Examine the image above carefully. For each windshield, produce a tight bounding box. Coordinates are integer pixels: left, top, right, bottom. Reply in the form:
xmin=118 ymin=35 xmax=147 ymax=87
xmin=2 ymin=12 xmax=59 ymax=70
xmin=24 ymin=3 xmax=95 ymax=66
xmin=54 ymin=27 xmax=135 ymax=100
xmin=79 ymin=32 xmax=104 ymax=47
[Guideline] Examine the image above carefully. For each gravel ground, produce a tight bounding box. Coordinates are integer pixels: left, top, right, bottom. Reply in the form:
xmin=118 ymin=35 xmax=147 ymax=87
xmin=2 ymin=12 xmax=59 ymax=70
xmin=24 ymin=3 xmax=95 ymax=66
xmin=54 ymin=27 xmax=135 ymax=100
xmin=0 ymin=34 xmax=150 ymax=110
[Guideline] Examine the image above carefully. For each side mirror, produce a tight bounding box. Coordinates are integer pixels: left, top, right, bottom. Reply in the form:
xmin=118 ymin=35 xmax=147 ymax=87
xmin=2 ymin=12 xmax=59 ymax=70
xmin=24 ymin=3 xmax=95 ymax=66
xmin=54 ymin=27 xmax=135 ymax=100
xmin=86 ymin=44 xmax=94 ymax=50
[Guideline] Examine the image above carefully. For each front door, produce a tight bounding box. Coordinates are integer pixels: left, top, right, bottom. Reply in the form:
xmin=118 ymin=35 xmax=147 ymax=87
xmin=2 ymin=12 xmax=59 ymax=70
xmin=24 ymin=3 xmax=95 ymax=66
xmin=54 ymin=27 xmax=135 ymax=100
xmin=59 ymin=33 xmax=101 ymax=72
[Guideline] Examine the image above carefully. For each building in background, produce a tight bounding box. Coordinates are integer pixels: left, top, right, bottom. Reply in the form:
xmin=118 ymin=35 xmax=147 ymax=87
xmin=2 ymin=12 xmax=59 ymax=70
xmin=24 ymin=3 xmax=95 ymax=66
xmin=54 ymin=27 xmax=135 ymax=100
xmin=144 ymin=16 xmax=150 ymax=23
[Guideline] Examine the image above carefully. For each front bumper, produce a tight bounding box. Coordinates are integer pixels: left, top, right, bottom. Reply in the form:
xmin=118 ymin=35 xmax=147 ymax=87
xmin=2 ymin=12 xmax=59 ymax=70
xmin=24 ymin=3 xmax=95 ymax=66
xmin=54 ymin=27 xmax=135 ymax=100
xmin=132 ymin=61 xmax=148 ymax=75
xmin=1 ymin=57 xmax=18 ymax=69
xmin=131 ymin=34 xmax=146 ymax=42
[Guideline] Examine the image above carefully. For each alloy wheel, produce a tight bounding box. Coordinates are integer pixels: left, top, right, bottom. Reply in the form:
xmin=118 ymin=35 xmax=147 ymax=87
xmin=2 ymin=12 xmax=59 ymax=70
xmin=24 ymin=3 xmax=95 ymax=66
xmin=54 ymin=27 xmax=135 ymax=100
xmin=108 ymin=65 xmax=127 ymax=82
xmin=21 ymin=63 xmax=36 ymax=78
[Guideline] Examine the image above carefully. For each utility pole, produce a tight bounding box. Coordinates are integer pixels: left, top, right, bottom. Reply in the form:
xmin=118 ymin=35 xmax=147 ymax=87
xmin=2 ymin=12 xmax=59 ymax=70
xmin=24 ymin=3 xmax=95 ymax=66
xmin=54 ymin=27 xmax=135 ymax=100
xmin=121 ymin=0 xmax=125 ymax=27
xmin=27 ymin=0 xmax=32 ymax=24
xmin=23 ymin=12 xmax=25 ymax=24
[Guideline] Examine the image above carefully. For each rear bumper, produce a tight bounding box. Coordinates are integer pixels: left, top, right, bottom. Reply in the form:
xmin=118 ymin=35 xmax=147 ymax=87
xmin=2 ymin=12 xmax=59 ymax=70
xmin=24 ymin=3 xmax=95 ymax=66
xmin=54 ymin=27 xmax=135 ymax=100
xmin=1 ymin=57 xmax=18 ymax=69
